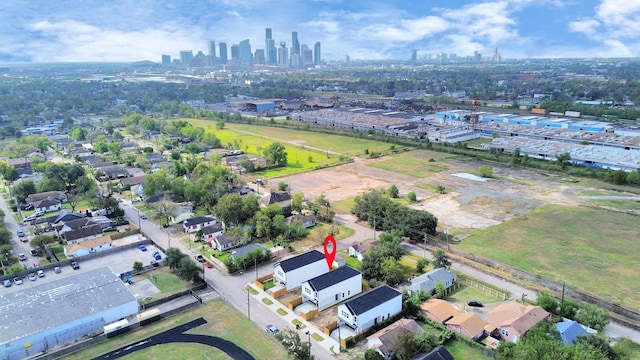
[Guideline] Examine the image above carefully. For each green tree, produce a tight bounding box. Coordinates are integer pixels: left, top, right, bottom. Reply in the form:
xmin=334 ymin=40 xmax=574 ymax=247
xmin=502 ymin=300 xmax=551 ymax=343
xmin=30 ymin=235 xmax=57 ymax=255
xmin=416 ymin=258 xmax=429 ymax=273
xmin=263 ymin=142 xmax=288 ymax=166
xmin=512 ymin=147 xmax=522 ymax=165
xmin=214 ymin=193 xmax=244 ymax=227
xmin=536 ymin=292 xmax=559 ymax=313
xmin=576 ymin=304 xmax=610 ymax=331
xmin=477 ymin=165 xmax=494 ymax=178
xmin=432 ymin=249 xmax=451 ymax=269
xmin=556 ymin=152 xmax=572 ymax=170
xmin=436 ymin=185 xmax=446 ymax=194
xmin=388 ymin=184 xmax=399 ymax=198
xmin=176 ymin=256 xmax=202 ymax=282
xmin=133 ymin=261 xmax=143 ymax=272
xmin=278 ymin=181 xmax=288 ymax=191
xmin=13 ymin=180 xmax=36 ymax=203
xmin=381 ymin=257 xmax=405 ymax=286
xmin=407 ymin=191 xmax=417 ymax=203
xmin=434 ymin=281 xmax=446 ymax=298
xmin=275 ymin=329 xmax=314 ymax=360
xmin=364 ymin=349 xmax=384 ymax=360
xmin=70 ymin=126 xmax=87 ymax=141
xmin=163 ymin=248 xmax=187 ymax=270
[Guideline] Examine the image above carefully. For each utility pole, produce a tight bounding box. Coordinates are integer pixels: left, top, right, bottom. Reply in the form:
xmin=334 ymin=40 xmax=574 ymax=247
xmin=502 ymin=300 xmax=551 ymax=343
xmin=423 ymin=233 xmax=428 ymax=259
xmin=247 ymin=289 xmax=251 ymax=320
xmin=445 ymin=226 xmax=450 ymax=251
xmin=254 ymin=257 xmax=258 ymax=280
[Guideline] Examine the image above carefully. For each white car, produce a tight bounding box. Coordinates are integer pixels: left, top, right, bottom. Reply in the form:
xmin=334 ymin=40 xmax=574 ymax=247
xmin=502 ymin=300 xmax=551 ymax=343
xmin=37 ymin=270 xmax=45 ymax=277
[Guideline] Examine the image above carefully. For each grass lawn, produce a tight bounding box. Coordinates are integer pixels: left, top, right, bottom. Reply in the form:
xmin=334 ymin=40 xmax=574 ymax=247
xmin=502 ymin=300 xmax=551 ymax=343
xmin=263 ymin=279 xmax=275 ymax=290
xmin=459 ymin=204 xmax=640 ymax=309
xmin=118 ymin=343 xmax=235 ymax=360
xmin=142 ymin=268 xmax=191 ymax=293
xmin=332 ymin=197 xmax=356 ymax=214
xmin=292 ymin=222 xmax=355 ymax=251
xmin=445 ymin=340 xmax=494 ymax=360
xmin=368 ymin=150 xmax=450 ymax=178
xmin=585 ymin=198 xmax=640 ymax=211
xmin=62 ymin=298 xmax=287 ymax=360
xmin=344 ymin=255 xmax=362 ymax=270
xmin=447 ymin=284 xmax=504 ymax=305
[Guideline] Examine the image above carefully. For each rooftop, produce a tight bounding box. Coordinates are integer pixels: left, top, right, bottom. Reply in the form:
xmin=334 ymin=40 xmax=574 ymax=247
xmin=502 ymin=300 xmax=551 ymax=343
xmin=344 ymin=285 xmax=401 ymax=316
xmin=275 ymin=250 xmax=325 ymax=272
xmin=305 ymin=266 xmax=361 ymax=292
xmin=0 ymin=267 xmax=136 ymax=344
xmin=184 ymin=216 xmax=216 ymax=227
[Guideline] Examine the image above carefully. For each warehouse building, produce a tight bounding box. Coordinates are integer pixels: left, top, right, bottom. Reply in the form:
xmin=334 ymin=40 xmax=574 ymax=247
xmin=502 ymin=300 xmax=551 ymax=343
xmin=0 ymin=268 xmax=138 ymax=360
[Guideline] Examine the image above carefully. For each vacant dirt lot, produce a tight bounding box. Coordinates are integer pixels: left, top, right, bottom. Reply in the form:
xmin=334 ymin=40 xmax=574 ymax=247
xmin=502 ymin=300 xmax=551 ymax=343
xmin=278 ymin=150 xmax=602 ymax=233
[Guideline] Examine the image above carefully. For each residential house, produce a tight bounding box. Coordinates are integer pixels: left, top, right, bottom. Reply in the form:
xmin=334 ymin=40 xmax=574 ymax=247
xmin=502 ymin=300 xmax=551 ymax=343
xmin=26 ymin=152 xmax=46 ymax=162
xmin=419 ymin=299 xmax=458 ymax=324
xmin=285 ymin=214 xmax=316 ymax=228
xmin=446 ymin=312 xmax=493 ymax=340
xmin=119 ymin=174 xmax=146 ymax=187
xmin=301 ymin=266 xmax=362 ymax=310
xmin=410 ymin=345 xmax=454 ymax=360
xmin=33 ymin=198 xmax=62 ymax=213
xmin=25 ymin=191 xmax=67 ymax=206
xmin=348 ymin=241 xmax=377 ymax=261
xmin=260 ymin=191 xmax=292 ymax=208
xmin=126 ymin=167 xmax=145 ymax=177
xmin=201 ymin=223 xmax=224 ymax=244
xmin=367 ymin=318 xmax=424 ymax=360
xmin=183 ymin=216 xmax=216 ymax=233
xmin=274 ymin=250 xmax=328 ymax=291
xmin=7 ymin=158 xmax=30 ymax=169
xmin=213 ymin=234 xmax=237 ymax=251
xmin=146 ymin=153 xmax=167 ymax=165
xmin=120 ymin=142 xmax=138 ymax=151
xmin=50 ymin=210 xmax=86 ymax=225
xmin=408 ymin=268 xmax=457 ymax=296
xmin=556 ymin=320 xmax=588 ymax=345
xmin=171 ymin=210 xmax=195 ymax=225
xmin=338 ymin=285 xmax=403 ymax=334
xmin=64 ymin=236 xmax=113 ymax=257
xmin=61 ymin=224 xmax=104 ymax=243
xmin=96 ymin=164 xmax=129 ymax=181
xmin=231 ymin=244 xmax=268 ymax=259
xmin=56 ymin=218 xmax=97 ymax=236
xmin=485 ymin=301 xmax=551 ymax=343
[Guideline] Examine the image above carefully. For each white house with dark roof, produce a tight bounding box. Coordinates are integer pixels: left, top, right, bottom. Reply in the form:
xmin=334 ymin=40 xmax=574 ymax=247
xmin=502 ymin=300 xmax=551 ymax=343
xmin=182 ymin=216 xmax=216 ymax=233
xmin=337 ymin=285 xmax=403 ymax=334
xmin=34 ymin=198 xmax=62 ymax=213
xmin=260 ymin=191 xmax=292 ymax=208
xmin=213 ymin=234 xmax=237 ymax=251
xmin=273 ymin=250 xmax=328 ymax=291
xmin=301 ymin=266 xmax=362 ymax=310
xmin=201 ymin=223 xmax=224 ymax=243
xmin=408 ymin=267 xmax=457 ymax=296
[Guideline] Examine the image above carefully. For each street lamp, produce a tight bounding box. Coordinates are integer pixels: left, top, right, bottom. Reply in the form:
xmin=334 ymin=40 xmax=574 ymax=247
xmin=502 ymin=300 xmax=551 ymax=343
xmin=304 ymin=331 xmax=311 ymax=359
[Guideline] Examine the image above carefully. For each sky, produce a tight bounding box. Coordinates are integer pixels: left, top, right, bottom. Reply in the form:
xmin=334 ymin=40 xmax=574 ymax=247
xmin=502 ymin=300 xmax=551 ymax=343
xmin=1 ymin=0 xmax=639 ymax=63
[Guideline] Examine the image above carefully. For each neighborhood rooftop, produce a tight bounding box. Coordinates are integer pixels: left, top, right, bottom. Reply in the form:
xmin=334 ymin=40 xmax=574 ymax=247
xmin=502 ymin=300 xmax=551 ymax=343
xmin=344 ymin=285 xmax=401 ymax=315
xmin=275 ymin=250 xmax=325 ymax=272
xmin=183 ymin=216 xmax=215 ymax=227
xmin=0 ymin=268 xmax=135 ymax=344
xmin=305 ymin=266 xmax=360 ymax=292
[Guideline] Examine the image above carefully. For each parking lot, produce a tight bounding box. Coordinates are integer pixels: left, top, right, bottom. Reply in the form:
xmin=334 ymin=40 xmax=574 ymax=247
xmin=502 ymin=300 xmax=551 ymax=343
xmin=0 ymin=242 xmax=165 ymax=294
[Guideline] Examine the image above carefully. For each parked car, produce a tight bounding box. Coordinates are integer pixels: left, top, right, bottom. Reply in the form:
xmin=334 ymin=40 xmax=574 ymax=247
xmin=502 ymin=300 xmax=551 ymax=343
xmin=70 ymin=260 xmax=80 ymax=270
xmin=265 ymin=324 xmax=279 ymax=336
xmin=152 ymin=251 xmax=162 ymax=261
xmin=204 ymin=261 xmax=213 ymax=269
xmin=138 ymin=244 xmax=147 ymax=252
xmin=33 ymin=261 xmax=40 ymax=267
xmin=54 ymin=266 xmax=61 ymax=274
xmin=140 ymin=213 xmax=148 ymax=220
xmin=29 ymin=248 xmax=38 ymax=256
xmin=150 ymin=260 xmax=160 ymax=267
xmin=34 ymin=210 xmax=45 ymax=217
xmin=19 ymin=203 xmax=34 ymax=211
xmin=37 ymin=270 xmax=45 ymax=277
xmin=23 ymin=214 xmax=37 ymax=222
xmin=3 ymin=279 xmax=11 ymax=287
xmin=195 ymin=254 xmax=204 ymax=263
xmin=28 ymin=273 xmax=37 ymax=281
xmin=17 ymin=229 xmax=25 ymax=237
xmin=18 ymin=253 xmax=27 ymax=261
xmin=14 ymin=277 xmax=23 ymax=285
xmin=467 ymin=300 xmax=484 ymax=307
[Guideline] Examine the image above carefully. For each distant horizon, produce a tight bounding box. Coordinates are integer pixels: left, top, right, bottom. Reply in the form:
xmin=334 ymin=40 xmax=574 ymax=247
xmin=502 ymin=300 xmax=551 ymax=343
xmin=2 ymin=1 xmax=639 ymax=63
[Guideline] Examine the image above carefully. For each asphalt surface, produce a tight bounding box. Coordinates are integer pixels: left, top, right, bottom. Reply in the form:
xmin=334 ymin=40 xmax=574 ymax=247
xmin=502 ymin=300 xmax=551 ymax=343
xmin=93 ymin=317 xmax=254 ymax=360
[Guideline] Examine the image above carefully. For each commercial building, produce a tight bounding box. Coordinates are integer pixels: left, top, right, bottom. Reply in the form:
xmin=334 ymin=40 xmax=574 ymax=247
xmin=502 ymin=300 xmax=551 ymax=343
xmin=0 ymin=268 xmax=138 ymax=360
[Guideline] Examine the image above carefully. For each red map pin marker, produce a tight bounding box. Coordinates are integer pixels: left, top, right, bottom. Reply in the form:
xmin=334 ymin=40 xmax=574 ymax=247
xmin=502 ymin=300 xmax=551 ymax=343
xmin=324 ymin=235 xmax=337 ymax=270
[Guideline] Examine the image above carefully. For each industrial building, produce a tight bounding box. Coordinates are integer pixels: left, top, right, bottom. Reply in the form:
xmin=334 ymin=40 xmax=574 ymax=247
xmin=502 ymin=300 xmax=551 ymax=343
xmin=0 ymin=268 xmax=138 ymax=360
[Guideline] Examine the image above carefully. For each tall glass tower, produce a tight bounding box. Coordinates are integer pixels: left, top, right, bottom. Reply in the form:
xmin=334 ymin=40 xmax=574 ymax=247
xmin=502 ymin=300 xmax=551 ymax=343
xmin=219 ymin=43 xmax=228 ymax=64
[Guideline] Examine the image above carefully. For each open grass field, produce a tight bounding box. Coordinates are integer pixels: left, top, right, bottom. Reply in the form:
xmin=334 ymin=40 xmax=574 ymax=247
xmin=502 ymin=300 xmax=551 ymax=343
xmin=62 ymin=298 xmax=288 ymax=360
xmin=458 ymin=204 xmax=640 ymax=308
xmin=445 ymin=340 xmax=494 ymax=360
xmin=139 ymin=267 xmax=191 ymax=293
xmin=447 ymin=284 xmax=504 ymax=305
xmin=368 ymin=151 xmax=451 ymax=178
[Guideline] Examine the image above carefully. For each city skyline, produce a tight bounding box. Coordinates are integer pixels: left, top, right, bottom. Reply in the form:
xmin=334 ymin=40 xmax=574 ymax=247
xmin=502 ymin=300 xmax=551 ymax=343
xmin=1 ymin=0 xmax=639 ymax=63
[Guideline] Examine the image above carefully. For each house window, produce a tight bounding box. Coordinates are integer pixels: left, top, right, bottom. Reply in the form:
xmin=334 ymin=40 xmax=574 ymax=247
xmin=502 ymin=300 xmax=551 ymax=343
xmin=501 ymin=329 xmax=509 ymax=337
xmin=341 ymin=310 xmax=349 ymax=318
xmin=305 ymin=287 xmax=311 ymax=294
xmin=347 ymin=290 xmax=350 ymax=296
xmin=335 ymin=294 xmax=339 ymax=301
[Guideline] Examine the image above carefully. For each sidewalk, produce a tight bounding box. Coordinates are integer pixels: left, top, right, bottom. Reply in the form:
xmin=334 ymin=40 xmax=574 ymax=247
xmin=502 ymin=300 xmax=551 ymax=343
xmin=246 ymin=282 xmax=341 ymax=355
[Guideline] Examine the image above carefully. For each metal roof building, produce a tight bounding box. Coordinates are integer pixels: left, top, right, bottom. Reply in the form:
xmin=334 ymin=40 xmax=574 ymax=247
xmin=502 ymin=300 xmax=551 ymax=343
xmin=0 ymin=267 xmax=138 ymax=360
